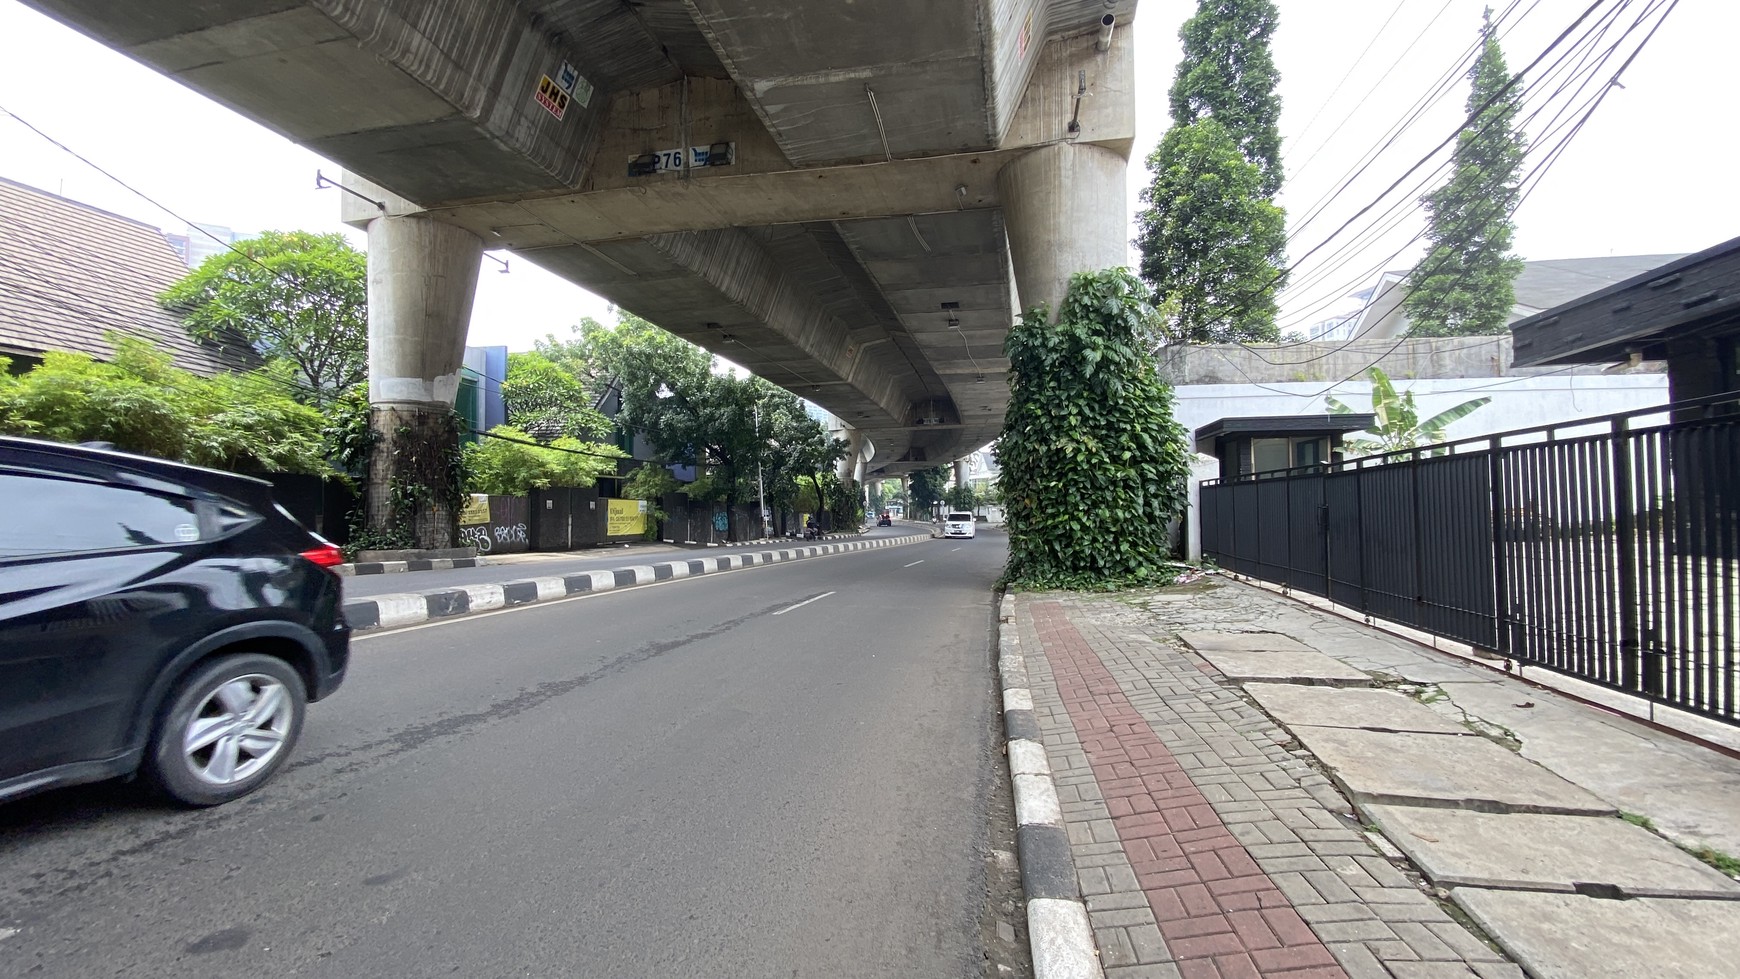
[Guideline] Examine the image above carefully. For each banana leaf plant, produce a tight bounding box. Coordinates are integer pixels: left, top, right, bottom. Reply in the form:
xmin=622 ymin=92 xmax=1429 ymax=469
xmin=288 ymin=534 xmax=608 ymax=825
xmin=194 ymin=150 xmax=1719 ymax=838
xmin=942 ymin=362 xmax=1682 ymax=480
xmin=1325 ymin=367 xmax=1489 ymax=458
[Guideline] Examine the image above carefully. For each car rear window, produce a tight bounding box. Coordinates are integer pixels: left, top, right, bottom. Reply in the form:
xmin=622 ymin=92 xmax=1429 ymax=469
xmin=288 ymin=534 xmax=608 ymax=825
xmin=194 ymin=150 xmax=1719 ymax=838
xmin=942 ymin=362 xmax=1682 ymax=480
xmin=947 ymin=513 xmax=973 ymax=521
xmin=0 ymin=472 xmax=202 ymax=557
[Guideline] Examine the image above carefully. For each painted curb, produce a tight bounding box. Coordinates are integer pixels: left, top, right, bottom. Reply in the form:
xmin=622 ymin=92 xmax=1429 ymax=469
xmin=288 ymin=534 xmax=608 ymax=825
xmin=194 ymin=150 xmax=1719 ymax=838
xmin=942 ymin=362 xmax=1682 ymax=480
xmin=338 ymin=557 xmax=486 ymax=577
xmin=343 ymin=535 xmax=931 ymax=632
xmin=997 ymin=593 xmax=1104 ymax=979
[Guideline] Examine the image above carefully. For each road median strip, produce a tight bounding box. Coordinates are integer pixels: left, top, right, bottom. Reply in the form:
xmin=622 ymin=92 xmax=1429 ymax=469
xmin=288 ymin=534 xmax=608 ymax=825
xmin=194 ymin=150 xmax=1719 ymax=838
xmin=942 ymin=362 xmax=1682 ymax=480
xmin=343 ymin=535 xmax=931 ymax=631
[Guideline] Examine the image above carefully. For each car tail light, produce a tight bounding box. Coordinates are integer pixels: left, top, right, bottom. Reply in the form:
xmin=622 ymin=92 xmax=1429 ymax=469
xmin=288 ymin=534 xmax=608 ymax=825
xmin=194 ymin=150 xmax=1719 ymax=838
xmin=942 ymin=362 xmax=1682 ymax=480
xmin=300 ymin=543 xmax=346 ymax=569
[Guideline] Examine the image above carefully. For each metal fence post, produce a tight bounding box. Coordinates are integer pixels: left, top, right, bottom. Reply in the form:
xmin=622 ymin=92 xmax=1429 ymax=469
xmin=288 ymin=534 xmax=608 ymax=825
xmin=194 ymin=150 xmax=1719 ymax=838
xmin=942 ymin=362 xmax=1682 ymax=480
xmin=1411 ymin=450 xmax=1426 ymax=622
xmin=1612 ymin=416 xmax=1647 ymax=694
xmin=1489 ymin=445 xmax=1509 ymax=655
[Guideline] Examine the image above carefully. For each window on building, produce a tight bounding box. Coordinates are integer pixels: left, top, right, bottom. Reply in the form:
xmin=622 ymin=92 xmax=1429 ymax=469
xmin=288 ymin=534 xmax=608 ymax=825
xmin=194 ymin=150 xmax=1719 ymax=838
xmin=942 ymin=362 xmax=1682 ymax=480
xmin=1252 ymin=438 xmax=1291 ymax=474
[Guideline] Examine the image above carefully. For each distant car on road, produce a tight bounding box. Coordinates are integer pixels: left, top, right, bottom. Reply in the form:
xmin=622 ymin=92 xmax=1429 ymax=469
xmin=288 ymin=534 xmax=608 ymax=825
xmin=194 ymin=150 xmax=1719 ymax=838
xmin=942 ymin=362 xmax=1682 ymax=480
xmin=0 ymin=438 xmax=350 ymax=807
xmin=942 ymin=512 xmax=977 ymax=539
xmin=877 ymin=512 xmax=892 ymax=526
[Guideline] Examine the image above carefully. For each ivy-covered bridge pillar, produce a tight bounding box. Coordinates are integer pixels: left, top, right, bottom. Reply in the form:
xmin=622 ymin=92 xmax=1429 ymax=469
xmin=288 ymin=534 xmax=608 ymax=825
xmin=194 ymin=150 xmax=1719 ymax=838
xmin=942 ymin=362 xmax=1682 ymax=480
xmin=363 ymin=211 xmax=483 ymax=549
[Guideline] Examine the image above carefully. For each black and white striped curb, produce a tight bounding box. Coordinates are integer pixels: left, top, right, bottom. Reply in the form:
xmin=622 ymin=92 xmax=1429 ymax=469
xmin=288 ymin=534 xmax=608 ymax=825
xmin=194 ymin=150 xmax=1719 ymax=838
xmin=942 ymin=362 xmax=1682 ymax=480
xmin=998 ymin=594 xmax=1103 ymax=979
xmin=343 ymin=535 xmax=931 ymax=631
xmin=338 ymin=557 xmax=486 ymax=577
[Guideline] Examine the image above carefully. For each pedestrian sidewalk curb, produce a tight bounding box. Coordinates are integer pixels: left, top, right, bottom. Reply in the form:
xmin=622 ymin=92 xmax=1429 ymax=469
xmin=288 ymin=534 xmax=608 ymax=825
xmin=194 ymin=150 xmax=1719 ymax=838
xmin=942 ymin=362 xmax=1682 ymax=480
xmin=338 ymin=557 xmax=487 ymax=577
xmin=343 ymin=534 xmax=931 ymax=632
xmin=997 ymin=594 xmax=1103 ymax=979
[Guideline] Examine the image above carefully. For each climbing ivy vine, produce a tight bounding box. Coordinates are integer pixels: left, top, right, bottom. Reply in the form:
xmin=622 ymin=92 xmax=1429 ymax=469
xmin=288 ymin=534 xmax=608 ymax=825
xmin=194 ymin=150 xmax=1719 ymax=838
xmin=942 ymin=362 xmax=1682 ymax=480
xmin=999 ymin=269 xmax=1193 ymax=590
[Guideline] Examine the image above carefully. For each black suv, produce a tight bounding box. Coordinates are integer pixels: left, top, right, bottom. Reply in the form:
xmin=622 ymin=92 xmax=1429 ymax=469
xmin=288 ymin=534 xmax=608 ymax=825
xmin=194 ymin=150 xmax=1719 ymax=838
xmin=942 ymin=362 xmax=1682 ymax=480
xmin=0 ymin=438 xmax=349 ymax=806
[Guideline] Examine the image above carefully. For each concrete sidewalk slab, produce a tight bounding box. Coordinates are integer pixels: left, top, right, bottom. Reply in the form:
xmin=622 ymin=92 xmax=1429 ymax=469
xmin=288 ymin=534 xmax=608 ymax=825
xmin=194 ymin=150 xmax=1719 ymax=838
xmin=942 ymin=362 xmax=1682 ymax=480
xmin=1191 ymin=646 xmax=1375 ymax=687
xmin=1453 ymin=889 xmax=1740 ymax=979
xmin=1364 ymin=807 xmax=1740 ymax=898
xmin=1245 ymin=683 xmax=1471 ymax=735
xmin=1422 ymin=678 xmax=1740 ymax=859
xmin=1293 ymin=727 xmax=1615 ymax=815
xmin=1177 ymin=630 xmax=1315 ymax=652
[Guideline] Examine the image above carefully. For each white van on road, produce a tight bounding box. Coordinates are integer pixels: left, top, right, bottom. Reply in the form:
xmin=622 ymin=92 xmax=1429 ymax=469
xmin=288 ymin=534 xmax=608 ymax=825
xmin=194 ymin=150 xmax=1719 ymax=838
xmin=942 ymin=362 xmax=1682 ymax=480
xmin=942 ymin=512 xmax=976 ymax=539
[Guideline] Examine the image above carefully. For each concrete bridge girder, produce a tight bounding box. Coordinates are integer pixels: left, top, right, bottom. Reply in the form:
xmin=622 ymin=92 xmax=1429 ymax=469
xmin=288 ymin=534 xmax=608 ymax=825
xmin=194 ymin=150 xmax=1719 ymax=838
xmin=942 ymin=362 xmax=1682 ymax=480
xmin=32 ymin=0 xmax=1141 ymax=489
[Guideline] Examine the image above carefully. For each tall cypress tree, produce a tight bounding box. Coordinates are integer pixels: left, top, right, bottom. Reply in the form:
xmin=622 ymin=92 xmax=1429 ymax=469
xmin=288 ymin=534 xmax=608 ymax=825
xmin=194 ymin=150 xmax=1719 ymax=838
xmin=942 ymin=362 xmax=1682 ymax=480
xmin=1137 ymin=0 xmax=1288 ymax=343
xmin=1404 ymin=12 xmax=1527 ymax=337
xmin=1169 ymin=0 xmax=1285 ymax=197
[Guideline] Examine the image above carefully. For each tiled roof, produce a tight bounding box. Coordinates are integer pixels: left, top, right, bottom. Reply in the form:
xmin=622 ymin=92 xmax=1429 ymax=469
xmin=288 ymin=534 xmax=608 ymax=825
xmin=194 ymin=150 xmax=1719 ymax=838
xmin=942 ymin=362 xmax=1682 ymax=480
xmin=1511 ymin=254 xmax=1687 ymax=314
xmin=0 ymin=177 xmax=260 ymax=375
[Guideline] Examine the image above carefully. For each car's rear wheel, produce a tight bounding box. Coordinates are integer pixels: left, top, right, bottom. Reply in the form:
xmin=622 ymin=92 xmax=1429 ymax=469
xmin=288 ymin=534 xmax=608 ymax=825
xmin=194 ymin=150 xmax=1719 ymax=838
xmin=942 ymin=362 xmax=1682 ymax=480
xmin=144 ymin=653 xmax=305 ymax=807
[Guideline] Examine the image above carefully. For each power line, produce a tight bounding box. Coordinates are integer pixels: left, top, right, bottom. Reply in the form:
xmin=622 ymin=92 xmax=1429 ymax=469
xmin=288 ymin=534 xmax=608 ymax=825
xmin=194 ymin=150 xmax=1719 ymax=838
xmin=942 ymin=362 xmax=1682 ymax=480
xmin=1165 ymin=0 xmax=1588 ymax=361
xmin=1253 ymin=0 xmax=1679 ymax=405
xmin=1227 ymin=0 xmax=1657 ymax=367
xmin=1285 ymin=0 xmax=1420 ymax=159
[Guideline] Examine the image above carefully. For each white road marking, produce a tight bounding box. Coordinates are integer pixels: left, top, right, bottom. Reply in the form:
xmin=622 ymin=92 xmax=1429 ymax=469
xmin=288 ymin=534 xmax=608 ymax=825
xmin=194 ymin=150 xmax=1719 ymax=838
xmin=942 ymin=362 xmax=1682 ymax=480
xmin=951 ymin=547 xmax=961 ymax=552
xmin=904 ymin=560 xmax=925 ymax=567
xmin=772 ymin=591 xmax=836 ymax=616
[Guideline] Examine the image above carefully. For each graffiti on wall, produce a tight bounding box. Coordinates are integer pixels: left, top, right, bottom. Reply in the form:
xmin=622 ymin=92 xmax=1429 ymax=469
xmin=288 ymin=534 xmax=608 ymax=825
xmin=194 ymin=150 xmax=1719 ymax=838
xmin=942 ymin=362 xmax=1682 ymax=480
xmin=459 ymin=525 xmax=493 ymax=553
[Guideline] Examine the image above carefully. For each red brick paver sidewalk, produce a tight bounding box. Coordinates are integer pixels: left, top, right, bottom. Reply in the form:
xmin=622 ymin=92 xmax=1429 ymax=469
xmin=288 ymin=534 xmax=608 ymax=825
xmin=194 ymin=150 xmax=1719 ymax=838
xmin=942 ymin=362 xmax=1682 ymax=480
xmin=1019 ymin=596 xmax=1520 ymax=979
xmin=1035 ymin=602 xmax=1345 ymax=979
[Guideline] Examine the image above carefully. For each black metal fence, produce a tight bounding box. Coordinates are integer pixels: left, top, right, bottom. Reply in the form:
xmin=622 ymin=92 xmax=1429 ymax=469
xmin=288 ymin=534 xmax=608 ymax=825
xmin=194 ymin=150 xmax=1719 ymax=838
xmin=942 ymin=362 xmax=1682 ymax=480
xmin=1200 ymin=393 xmax=1739 ymax=727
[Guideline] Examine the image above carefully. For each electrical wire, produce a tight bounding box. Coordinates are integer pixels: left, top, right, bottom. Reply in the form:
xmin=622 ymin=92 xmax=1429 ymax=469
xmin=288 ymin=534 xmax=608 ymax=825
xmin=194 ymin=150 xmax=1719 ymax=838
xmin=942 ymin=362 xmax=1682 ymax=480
xmin=1263 ymin=0 xmax=1679 ymax=406
xmin=1182 ymin=0 xmax=1587 ymax=363
xmin=1284 ymin=0 xmax=1422 ymax=163
xmin=1219 ymin=0 xmax=1662 ymax=369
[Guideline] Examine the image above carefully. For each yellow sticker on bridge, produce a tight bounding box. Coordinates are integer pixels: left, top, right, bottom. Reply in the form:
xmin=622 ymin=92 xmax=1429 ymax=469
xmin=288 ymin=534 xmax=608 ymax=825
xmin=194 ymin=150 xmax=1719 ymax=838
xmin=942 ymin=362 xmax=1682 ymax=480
xmin=534 ymin=74 xmax=569 ymax=120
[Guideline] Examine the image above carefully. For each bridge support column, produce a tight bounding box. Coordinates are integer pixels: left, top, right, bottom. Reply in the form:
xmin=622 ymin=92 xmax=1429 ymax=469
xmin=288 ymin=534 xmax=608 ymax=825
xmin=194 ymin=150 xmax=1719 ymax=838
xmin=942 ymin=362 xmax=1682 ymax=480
xmin=998 ymin=142 xmax=1129 ymax=322
xmin=837 ymin=426 xmax=864 ymax=484
xmin=365 ymin=214 xmax=484 ymax=548
xmin=954 ymin=459 xmax=968 ymax=491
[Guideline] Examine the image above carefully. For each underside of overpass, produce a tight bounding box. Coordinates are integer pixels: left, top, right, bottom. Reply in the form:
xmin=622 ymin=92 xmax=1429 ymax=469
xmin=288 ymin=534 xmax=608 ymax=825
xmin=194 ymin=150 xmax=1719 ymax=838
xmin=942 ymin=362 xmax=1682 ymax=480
xmin=29 ymin=0 xmax=1139 ymax=532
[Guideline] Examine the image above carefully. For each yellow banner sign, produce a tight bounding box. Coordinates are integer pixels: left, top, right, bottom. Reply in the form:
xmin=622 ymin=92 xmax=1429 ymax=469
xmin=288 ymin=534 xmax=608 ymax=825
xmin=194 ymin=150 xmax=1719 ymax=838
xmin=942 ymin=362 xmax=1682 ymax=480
xmin=606 ymin=498 xmax=645 ymax=537
xmin=459 ymin=494 xmax=491 ymax=527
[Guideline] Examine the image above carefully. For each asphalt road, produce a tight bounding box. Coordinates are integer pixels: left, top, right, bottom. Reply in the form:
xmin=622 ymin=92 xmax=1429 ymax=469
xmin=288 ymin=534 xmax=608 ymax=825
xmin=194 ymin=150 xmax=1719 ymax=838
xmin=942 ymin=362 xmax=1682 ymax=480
xmin=341 ymin=523 xmax=930 ymax=600
xmin=0 ymin=530 xmax=1006 ymax=978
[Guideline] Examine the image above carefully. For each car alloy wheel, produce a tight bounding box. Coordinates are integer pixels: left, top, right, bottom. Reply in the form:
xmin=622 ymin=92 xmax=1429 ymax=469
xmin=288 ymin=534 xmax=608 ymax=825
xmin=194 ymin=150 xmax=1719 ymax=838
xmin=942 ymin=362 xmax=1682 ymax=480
xmin=146 ymin=653 xmax=306 ymax=806
xmin=182 ymin=674 xmax=294 ymax=785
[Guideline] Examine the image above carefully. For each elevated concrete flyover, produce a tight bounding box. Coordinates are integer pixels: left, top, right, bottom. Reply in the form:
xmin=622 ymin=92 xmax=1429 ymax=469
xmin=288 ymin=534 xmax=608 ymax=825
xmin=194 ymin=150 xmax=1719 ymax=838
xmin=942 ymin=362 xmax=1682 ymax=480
xmin=29 ymin=0 xmax=1139 ymax=535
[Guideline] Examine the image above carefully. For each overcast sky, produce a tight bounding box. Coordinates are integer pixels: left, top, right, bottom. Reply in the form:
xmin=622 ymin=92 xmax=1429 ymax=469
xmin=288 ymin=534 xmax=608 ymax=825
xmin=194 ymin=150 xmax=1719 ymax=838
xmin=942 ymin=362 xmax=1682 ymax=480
xmin=1 ymin=0 xmax=1733 ymax=352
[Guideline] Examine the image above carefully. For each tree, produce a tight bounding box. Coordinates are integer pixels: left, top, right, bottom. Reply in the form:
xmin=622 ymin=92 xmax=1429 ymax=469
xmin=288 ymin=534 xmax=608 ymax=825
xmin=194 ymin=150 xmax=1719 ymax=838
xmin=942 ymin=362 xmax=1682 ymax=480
xmin=599 ymin=312 xmax=843 ymax=540
xmin=945 ymin=484 xmax=979 ymax=512
xmin=1139 ymin=0 xmax=1288 ymax=343
xmin=535 ymin=315 xmax=629 ymax=408
xmin=1136 ymin=119 xmax=1287 ymax=343
xmin=908 ymin=467 xmax=948 ymax=517
xmin=1169 ymin=0 xmax=1285 ymax=197
xmin=999 ymin=269 xmax=1193 ymax=590
xmin=160 ymin=230 xmax=367 ymax=396
xmin=1405 ymin=14 xmax=1527 ymax=337
xmin=1325 ymin=368 xmax=1490 ymax=456
xmin=500 ymin=351 xmax=612 ymax=441
xmin=0 ymin=337 xmax=328 ymax=474
xmin=758 ymin=387 xmax=845 ymax=526
xmin=462 ymin=426 xmax=621 ymax=495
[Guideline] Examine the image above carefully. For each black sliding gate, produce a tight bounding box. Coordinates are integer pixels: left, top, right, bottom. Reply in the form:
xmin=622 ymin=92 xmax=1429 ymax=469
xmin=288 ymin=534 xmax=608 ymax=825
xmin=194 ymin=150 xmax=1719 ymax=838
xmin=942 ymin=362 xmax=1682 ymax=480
xmin=1200 ymin=394 xmax=1739 ymax=727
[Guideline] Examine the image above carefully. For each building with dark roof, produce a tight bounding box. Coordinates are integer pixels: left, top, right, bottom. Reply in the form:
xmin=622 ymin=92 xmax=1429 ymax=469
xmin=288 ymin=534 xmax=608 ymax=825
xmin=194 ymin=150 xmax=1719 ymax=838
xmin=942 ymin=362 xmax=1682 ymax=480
xmin=0 ymin=177 xmax=259 ymax=375
xmin=1511 ymin=235 xmax=1740 ymax=403
xmin=1308 ymin=254 xmax=1688 ymax=343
